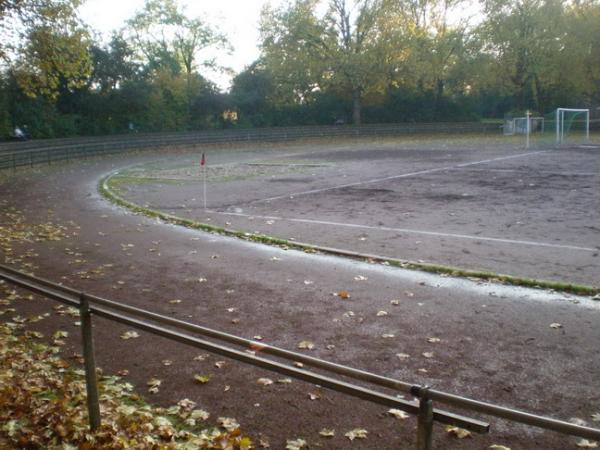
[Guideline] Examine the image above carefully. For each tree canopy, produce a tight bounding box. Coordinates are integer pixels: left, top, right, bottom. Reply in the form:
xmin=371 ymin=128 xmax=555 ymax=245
xmin=1 ymin=0 xmax=599 ymax=137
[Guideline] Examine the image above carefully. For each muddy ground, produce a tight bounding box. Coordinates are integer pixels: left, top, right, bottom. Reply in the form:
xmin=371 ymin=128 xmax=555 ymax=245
xmin=1 ymin=138 xmax=599 ymax=449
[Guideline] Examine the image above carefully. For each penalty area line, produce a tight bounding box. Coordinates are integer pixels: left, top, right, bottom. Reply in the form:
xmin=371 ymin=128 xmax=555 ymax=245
xmin=211 ymin=210 xmax=597 ymax=253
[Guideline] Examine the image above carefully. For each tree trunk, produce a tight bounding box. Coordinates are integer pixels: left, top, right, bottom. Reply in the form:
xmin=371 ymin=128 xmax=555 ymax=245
xmin=352 ymin=89 xmax=362 ymax=126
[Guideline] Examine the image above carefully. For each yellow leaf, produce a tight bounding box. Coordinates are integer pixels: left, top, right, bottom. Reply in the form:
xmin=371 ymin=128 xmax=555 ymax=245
xmin=194 ymin=375 xmax=210 ymax=384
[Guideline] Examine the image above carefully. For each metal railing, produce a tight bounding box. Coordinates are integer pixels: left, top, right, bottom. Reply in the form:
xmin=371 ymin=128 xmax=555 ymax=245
xmin=1 ymin=263 xmax=599 ymax=449
xmin=0 ymin=123 xmax=499 ymax=171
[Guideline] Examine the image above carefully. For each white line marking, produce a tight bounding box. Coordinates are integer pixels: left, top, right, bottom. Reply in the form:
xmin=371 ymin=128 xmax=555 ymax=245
xmin=249 ymin=150 xmax=549 ymax=204
xmin=212 ymin=210 xmax=597 ymax=253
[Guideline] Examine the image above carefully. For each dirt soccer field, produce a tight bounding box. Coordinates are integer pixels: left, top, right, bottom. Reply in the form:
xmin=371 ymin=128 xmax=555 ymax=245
xmin=111 ymin=137 xmax=600 ymax=286
xmin=1 ymin=135 xmax=600 ymax=449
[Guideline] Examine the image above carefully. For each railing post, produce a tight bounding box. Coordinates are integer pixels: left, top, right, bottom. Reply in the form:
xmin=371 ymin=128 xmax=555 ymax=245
xmin=80 ymin=293 xmax=101 ymax=431
xmin=413 ymin=385 xmax=434 ymax=450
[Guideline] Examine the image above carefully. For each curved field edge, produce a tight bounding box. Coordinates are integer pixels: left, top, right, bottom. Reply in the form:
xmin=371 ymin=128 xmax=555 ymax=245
xmin=98 ymin=172 xmax=600 ymax=298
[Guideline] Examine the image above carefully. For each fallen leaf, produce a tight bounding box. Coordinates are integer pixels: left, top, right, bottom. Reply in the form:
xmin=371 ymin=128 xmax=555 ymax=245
xmin=193 ymin=375 xmax=210 ymax=384
xmin=168 ymin=299 xmax=182 ymax=304
xmin=319 ymin=428 xmax=335 ymax=437
xmin=308 ymin=392 xmax=320 ymax=400
xmin=396 ymin=353 xmax=410 ymax=359
xmin=214 ymin=361 xmax=226 ymax=369
xmin=489 ymin=446 xmax=511 ymax=450
xmin=190 ymin=409 xmax=210 ymax=421
xmin=303 ymin=280 xmax=313 ymax=285
xmin=257 ymin=378 xmax=273 ymax=386
xmin=427 ymin=337 xmax=441 ymax=343
xmin=592 ymin=413 xmax=600 ymax=422
xmin=388 ymin=409 xmax=409 ymax=420
xmin=422 ymin=352 xmax=434 ymax=358
xmin=298 ymin=341 xmax=315 ymax=350
xmin=147 ymin=378 xmax=162 ymax=394
xmin=354 ymin=275 xmax=368 ymax=281
xmin=577 ymin=440 xmax=598 ymax=448
xmin=381 ymin=333 xmax=395 ymax=338
xmin=376 ymin=311 xmax=388 ymax=317
xmin=218 ymin=417 xmax=240 ymax=431
xmin=162 ymin=359 xmax=173 ymax=366
xmin=253 ymin=335 xmax=263 ymax=341
xmin=285 ymin=438 xmax=307 ymax=450
xmin=550 ymin=323 xmax=563 ymax=329
xmin=336 ymin=290 xmax=350 ymax=299
xmin=390 ymin=299 xmax=400 ymax=305
xmin=120 ymin=331 xmax=140 ymax=340
xmin=345 ymin=428 xmax=368 ymax=440
xmin=445 ymin=426 xmax=472 ymax=439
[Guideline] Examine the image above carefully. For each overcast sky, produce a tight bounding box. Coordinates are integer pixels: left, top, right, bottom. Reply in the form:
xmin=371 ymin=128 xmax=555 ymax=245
xmin=79 ymin=0 xmax=286 ymax=90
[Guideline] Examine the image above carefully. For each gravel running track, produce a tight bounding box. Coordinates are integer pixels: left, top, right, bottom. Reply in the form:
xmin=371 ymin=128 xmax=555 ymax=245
xmin=1 ymin=141 xmax=599 ymax=450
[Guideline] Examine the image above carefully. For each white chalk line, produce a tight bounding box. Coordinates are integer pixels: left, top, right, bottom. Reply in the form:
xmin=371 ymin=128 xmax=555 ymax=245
xmin=211 ymin=210 xmax=597 ymax=253
xmin=248 ymin=150 xmax=550 ymax=204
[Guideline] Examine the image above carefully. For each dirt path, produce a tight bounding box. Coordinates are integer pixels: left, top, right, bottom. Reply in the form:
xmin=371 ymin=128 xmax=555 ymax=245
xmin=1 ymin=145 xmax=599 ymax=449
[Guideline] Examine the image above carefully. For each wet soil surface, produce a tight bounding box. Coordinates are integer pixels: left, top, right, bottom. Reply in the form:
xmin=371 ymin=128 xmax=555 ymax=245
xmin=1 ymin=140 xmax=600 ymax=449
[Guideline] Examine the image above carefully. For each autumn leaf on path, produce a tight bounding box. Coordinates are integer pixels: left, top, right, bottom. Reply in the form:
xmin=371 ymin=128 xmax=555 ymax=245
xmin=335 ymin=290 xmax=350 ymax=299
xmin=194 ymin=374 xmax=211 ymax=384
xmin=489 ymin=445 xmax=511 ymax=450
xmin=550 ymin=323 xmax=562 ymax=329
xmin=345 ymin=428 xmax=368 ymax=440
xmin=286 ymin=438 xmax=307 ymax=450
xmin=353 ymin=275 xmax=368 ymax=281
xmin=298 ymin=340 xmax=315 ymax=350
xmin=147 ymin=378 xmax=162 ymax=394
xmin=257 ymin=378 xmax=273 ymax=386
xmin=120 ymin=330 xmax=140 ymax=340
xmin=592 ymin=413 xmax=600 ymax=422
xmin=388 ymin=408 xmax=409 ymax=420
xmin=218 ymin=417 xmax=240 ymax=431
xmin=319 ymin=428 xmax=335 ymax=437
xmin=427 ymin=337 xmax=441 ymax=343
xmin=445 ymin=425 xmax=472 ymax=439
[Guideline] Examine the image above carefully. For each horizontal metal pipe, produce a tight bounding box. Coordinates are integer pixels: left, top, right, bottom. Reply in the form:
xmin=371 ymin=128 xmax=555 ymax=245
xmin=424 ymin=388 xmax=600 ymax=441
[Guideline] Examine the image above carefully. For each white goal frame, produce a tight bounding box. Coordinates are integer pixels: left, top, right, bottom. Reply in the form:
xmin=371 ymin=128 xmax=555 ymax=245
xmin=555 ymin=108 xmax=590 ymax=144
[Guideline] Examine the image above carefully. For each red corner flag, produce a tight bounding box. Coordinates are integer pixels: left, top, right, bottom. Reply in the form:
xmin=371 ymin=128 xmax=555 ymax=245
xmin=200 ymin=153 xmax=205 ymax=166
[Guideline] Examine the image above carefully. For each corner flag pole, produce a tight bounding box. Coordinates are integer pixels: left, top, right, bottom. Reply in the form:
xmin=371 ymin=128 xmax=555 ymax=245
xmin=200 ymin=152 xmax=206 ymax=210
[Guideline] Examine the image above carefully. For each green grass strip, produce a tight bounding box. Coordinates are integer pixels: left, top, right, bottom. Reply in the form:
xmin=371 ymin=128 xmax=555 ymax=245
xmin=99 ymin=173 xmax=599 ymax=298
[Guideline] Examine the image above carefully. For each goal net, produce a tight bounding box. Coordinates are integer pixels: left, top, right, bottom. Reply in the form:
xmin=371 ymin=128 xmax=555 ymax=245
xmin=543 ymin=108 xmax=590 ymax=144
xmin=503 ymin=116 xmax=545 ymax=136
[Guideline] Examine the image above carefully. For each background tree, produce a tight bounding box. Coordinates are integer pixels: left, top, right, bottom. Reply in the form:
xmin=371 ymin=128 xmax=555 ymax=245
xmin=260 ymin=0 xmax=402 ymax=125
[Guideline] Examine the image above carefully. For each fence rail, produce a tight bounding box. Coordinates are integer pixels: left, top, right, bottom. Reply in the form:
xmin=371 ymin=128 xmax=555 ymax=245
xmin=0 ymin=123 xmax=499 ymax=171
xmin=1 ymin=264 xmax=599 ymax=449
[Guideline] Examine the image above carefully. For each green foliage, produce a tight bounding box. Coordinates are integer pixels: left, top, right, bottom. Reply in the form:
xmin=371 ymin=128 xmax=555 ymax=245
xmin=1 ymin=0 xmax=600 ymax=138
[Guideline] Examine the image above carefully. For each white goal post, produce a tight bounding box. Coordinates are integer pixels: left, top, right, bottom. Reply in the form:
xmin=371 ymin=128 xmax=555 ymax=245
xmin=555 ymin=108 xmax=590 ymax=144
